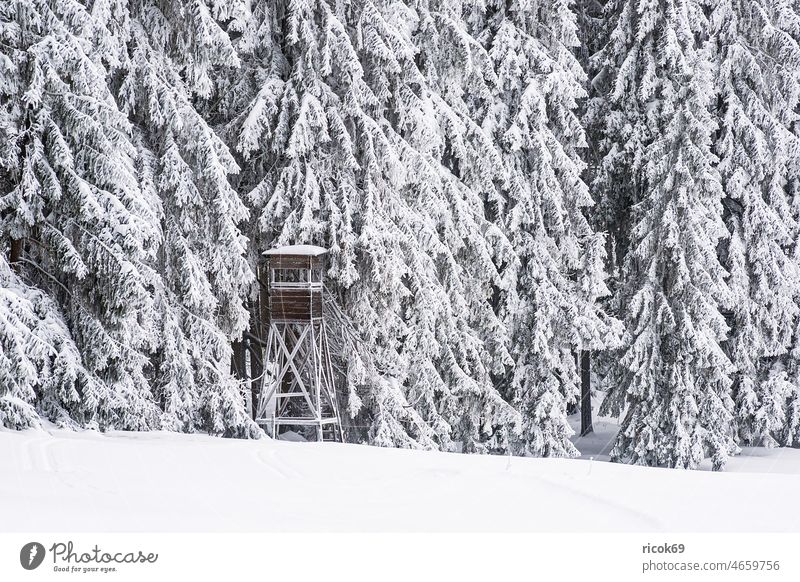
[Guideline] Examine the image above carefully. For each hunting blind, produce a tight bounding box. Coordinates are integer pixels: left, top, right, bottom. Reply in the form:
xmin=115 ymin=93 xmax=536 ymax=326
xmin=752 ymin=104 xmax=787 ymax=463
xmin=255 ymin=245 xmax=342 ymax=442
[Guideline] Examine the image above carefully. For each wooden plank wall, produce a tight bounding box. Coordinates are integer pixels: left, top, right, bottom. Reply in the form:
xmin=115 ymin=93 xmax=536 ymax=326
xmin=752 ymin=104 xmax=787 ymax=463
xmin=270 ymin=288 xmax=323 ymax=321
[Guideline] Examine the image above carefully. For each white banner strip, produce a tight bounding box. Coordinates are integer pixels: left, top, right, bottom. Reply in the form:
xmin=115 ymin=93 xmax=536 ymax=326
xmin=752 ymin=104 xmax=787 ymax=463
xmin=2 ymin=533 xmax=798 ymax=582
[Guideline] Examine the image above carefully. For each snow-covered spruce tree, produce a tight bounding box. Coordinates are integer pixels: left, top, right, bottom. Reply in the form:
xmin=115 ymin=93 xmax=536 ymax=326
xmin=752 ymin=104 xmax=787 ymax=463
xmin=0 ymin=0 xmax=164 ymax=430
xmin=784 ymin=312 xmax=800 ymax=446
xmin=222 ymin=0 xmax=520 ymax=451
xmin=0 ymin=257 xmax=46 ymax=429
xmin=392 ymin=0 xmax=522 ymax=450
xmin=784 ymin=148 xmax=800 ymax=447
xmin=584 ymin=2 xmax=640 ymax=278
xmin=472 ymin=1 xmax=621 ymax=456
xmin=578 ymin=0 xmax=631 ymax=410
xmin=595 ymin=0 xmax=736 ymax=469
xmin=709 ymin=0 xmax=800 ymax=447
xmin=116 ymin=0 xmax=259 ymax=437
xmin=0 ymin=255 xmax=100 ymax=429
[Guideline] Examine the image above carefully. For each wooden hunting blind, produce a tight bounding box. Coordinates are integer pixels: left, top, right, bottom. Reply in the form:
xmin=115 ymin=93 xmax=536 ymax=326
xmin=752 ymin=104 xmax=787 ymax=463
xmin=255 ymin=245 xmax=342 ymax=442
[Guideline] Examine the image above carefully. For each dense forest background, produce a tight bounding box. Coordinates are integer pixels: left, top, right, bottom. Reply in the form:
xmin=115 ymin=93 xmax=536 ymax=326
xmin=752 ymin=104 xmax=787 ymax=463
xmin=2 ymin=0 xmax=800 ymax=470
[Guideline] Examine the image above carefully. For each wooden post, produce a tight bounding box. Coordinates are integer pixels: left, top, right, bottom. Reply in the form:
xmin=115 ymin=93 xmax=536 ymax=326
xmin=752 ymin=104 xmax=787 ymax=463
xmin=580 ymin=350 xmax=593 ymax=436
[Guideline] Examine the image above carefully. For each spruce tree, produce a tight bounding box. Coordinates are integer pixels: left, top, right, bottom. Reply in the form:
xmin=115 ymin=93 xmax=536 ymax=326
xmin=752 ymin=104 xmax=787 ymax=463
xmin=477 ymin=0 xmax=622 ymax=456
xmin=595 ymin=0 xmax=736 ymax=469
xmin=0 ymin=255 xmax=100 ymax=429
xmin=709 ymin=0 xmax=800 ymax=447
xmin=118 ymin=0 xmax=259 ymax=436
xmin=1 ymin=0 xmax=162 ymax=430
xmin=784 ymin=318 xmax=800 ymax=446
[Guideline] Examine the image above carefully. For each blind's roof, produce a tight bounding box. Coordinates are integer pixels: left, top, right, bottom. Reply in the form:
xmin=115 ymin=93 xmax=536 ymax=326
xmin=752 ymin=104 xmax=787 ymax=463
xmin=264 ymin=245 xmax=328 ymax=257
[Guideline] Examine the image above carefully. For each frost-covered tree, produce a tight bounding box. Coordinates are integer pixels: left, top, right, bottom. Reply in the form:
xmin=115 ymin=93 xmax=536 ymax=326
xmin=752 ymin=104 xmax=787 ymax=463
xmin=0 ymin=0 xmax=162 ymax=430
xmin=393 ymin=0 xmax=525 ymax=450
xmin=784 ymin=142 xmax=800 ymax=447
xmin=595 ymin=0 xmax=736 ymax=469
xmin=784 ymin=313 xmax=800 ymax=446
xmin=0 ymin=255 xmax=100 ymax=429
xmin=476 ymin=0 xmax=622 ymax=456
xmin=709 ymin=0 xmax=800 ymax=447
xmin=116 ymin=0 xmax=259 ymax=437
xmin=222 ymin=0 xmax=520 ymax=451
xmin=0 ymin=0 xmax=257 ymax=437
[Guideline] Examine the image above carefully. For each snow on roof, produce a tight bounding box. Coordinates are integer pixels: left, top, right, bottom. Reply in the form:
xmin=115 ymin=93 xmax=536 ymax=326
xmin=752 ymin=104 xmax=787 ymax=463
xmin=263 ymin=245 xmax=328 ymax=256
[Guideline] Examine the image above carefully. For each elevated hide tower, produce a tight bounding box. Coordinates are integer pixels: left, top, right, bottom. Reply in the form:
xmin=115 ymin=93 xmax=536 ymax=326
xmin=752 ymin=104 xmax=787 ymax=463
xmin=255 ymin=245 xmax=342 ymax=442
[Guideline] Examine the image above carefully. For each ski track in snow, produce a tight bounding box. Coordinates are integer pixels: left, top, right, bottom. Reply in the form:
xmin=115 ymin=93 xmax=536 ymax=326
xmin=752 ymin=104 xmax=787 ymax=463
xmin=254 ymin=448 xmax=304 ymax=480
xmin=19 ymin=434 xmax=58 ymax=473
xmin=530 ymin=470 xmax=663 ymax=531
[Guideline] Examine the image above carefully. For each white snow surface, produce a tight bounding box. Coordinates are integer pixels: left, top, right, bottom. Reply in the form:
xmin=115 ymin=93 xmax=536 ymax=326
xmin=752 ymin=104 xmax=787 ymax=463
xmin=2 ymin=425 xmax=800 ymax=532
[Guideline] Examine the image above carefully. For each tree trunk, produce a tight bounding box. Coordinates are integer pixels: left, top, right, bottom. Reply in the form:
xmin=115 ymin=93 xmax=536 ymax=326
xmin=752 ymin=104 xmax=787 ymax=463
xmin=232 ymin=339 xmax=248 ymax=382
xmin=254 ymin=259 xmax=271 ymax=419
xmin=580 ymin=350 xmax=593 ymax=436
xmin=249 ymin=295 xmax=264 ymax=420
xmin=9 ymin=238 xmax=23 ymax=272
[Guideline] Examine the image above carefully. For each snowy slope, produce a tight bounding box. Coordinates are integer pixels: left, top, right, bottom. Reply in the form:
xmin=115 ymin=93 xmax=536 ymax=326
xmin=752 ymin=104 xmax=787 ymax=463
xmin=2 ymin=426 xmax=799 ymax=532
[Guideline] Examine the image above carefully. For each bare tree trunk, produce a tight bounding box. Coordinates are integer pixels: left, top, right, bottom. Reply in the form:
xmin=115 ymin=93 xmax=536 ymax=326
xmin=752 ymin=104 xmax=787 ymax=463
xmin=253 ymin=259 xmax=271 ymax=419
xmin=232 ymin=339 xmax=248 ymax=382
xmin=249 ymin=296 xmax=264 ymax=419
xmin=9 ymin=238 xmax=23 ymax=272
xmin=580 ymin=350 xmax=593 ymax=436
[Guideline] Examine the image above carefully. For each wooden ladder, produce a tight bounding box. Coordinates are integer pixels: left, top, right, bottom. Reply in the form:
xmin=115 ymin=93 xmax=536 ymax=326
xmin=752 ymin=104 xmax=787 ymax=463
xmin=321 ymin=422 xmax=343 ymax=443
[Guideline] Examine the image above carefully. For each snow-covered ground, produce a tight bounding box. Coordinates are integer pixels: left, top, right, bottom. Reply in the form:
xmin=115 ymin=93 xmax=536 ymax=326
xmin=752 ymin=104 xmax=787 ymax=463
xmin=2 ymin=422 xmax=799 ymax=532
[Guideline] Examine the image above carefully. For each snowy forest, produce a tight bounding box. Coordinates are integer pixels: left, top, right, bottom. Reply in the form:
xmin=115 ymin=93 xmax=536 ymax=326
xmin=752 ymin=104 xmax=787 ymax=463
xmin=2 ymin=0 xmax=800 ymax=471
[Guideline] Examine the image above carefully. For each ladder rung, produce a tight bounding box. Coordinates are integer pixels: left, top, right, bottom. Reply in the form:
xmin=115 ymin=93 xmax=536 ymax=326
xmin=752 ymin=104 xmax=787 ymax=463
xmin=272 ymin=418 xmax=340 ymax=426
